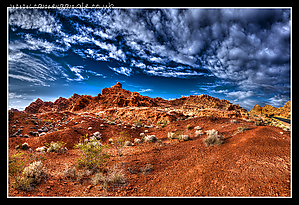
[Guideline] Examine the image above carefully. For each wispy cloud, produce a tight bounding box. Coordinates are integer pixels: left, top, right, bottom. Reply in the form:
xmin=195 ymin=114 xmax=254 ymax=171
xmin=108 ymin=66 xmax=132 ymax=76
xmin=8 ymin=8 xmax=290 ymax=109
xmin=139 ymin=88 xmax=153 ymax=93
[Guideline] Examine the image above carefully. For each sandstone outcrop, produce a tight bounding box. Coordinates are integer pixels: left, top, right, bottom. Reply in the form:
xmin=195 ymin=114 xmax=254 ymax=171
xmin=25 ymin=98 xmax=47 ymax=114
xmin=249 ymin=104 xmax=262 ymax=115
xmin=249 ymin=101 xmax=291 ymax=118
xmin=24 ymin=82 xmax=250 ymax=120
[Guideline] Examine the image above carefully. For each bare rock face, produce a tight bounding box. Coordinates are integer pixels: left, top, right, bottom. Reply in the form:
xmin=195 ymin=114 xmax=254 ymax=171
xmin=24 ymin=98 xmax=45 ymax=114
xmin=22 ymin=82 xmax=254 ymax=120
xmin=249 ymin=101 xmax=291 ymax=118
xmin=72 ymin=95 xmax=91 ymax=111
xmin=53 ymin=97 xmax=70 ymax=111
xmin=249 ymin=104 xmax=262 ymax=115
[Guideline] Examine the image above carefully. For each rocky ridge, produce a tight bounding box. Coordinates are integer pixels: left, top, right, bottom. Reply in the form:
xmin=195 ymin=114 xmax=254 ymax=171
xmin=8 ymin=82 xmax=291 ymax=197
xmin=249 ymin=101 xmax=291 ymax=118
xmin=22 ymin=82 xmax=249 ymax=121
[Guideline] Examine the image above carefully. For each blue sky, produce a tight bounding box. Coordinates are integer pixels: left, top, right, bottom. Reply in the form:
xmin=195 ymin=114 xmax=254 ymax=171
xmin=8 ymin=8 xmax=291 ymax=111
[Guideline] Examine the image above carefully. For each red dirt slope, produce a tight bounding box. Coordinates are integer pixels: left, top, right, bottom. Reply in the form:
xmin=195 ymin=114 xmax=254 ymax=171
xmin=8 ymin=111 xmax=290 ymax=197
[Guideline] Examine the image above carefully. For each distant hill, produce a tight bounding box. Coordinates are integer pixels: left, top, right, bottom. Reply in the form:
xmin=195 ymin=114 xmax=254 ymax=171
xmin=249 ymin=101 xmax=291 ymax=118
xmin=22 ymin=82 xmax=248 ymax=120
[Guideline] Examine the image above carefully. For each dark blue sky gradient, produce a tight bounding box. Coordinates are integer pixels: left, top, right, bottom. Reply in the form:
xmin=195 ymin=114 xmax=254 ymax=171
xmin=8 ymin=8 xmax=291 ymax=111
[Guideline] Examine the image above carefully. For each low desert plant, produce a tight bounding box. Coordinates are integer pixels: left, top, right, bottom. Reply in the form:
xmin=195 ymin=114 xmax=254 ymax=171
xmin=237 ymin=126 xmax=249 ymax=133
xmin=177 ymin=134 xmax=190 ymax=142
xmin=139 ymin=163 xmax=153 ymax=174
xmin=45 ymin=141 xmax=67 ymax=153
xmin=113 ymin=131 xmax=132 ymax=156
xmin=9 ymin=151 xmax=26 ymax=179
xmin=63 ymin=166 xmax=82 ymax=181
xmin=203 ymin=129 xmax=224 ymax=146
xmin=91 ymin=166 xmax=126 ymax=190
xmin=9 ymin=150 xmax=46 ymax=189
xmin=186 ymin=124 xmax=191 ymax=130
xmin=74 ymin=134 xmax=110 ymax=170
xmin=14 ymin=161 xmax=47 ymax=191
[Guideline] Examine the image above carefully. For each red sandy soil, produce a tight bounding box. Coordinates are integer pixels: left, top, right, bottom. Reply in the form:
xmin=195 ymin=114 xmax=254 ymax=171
xmin=8 ymin=111 xmax=291 ymax=197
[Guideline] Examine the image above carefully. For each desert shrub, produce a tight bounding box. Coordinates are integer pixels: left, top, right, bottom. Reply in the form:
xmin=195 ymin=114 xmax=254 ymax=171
xmin=177 ymin=134 xmax=190 ymax=142
xmin=139 ymin=163 xmax=153 ymax=174
xmin=186 ymin=124 xmax=191 ymax=130
xmin=45 ymin=141 xmax=67 ymax=153
xmin=238 ymin=126 xmax=249 ymax=133
xmin=113 ymin=131 xmax=132 ymax=156
xmin=9 ymin=150 xmax=46 ymax=185
xmin=109 ymin=166 xmax=126 ymax=184
xmin=203 ymin=129 xmax=224 ymax=146
xmin=63 ymin=166 xmax=82 ymax=181
xmin=22 ymin=161 xmax=47 ymax=184
xmin=91 ymin=166 xmax=126 ymax=190
xmin=14 ymin=161 xmax=47 ymax=191
xmin=74 ymin=134 xmax=110 ymax=170
xmin=255 ymin=121 xmax=263 ymax=126
xmin=9 ymin=151 xmax=26 ymax=179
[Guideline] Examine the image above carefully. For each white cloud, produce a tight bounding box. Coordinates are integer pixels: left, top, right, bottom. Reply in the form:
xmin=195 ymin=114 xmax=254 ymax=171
xmin=9 ymin=9 xmax=61 ymax=33
xmin=9 ymin=74 xmax=49 ymax=87
xmin=226 ymin=91 xmax=254 ymax=99
xmin=108 ymin=66 xmax=132 ymax=76
xmin=8 ymin=92 xmax=22 ymax=99
xmin=139 ymin=88 xmax=153 ymax=93
xmin=68 ymin=66 xmax=85 ymax=81
xmin=268 ymin=94 xmax=290 ymax=108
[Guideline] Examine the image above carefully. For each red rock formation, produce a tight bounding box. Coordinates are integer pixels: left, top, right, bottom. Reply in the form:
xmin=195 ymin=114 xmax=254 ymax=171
xmin=24 ymin=98 xmax=44 ymax=114
xmin=249 ymin=104 xmax=262 ymax=115
xmin=23 ymin=82 xmax=250 ymax=119
xmin=249 ymin=101 xmax=291 ymax=118
xmin=72 ymin=95 xmax=91 ymax=111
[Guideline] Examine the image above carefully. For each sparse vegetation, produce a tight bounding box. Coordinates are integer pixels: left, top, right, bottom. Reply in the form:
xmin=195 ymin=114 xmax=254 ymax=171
xmin=177 ymin=134 xmax=190 ymax=142
xmin=113 ymin=131 xmax=132 ymax=156
xmin=203 ymin=129 xmax=224 ymax=146
xmin=9 ymin=149 xmax=47 ymax=191
xmin=237 ymin=126 xmax=249 ymax=133
xmin=14 ymin=161 xmax=47 ymax=191
xmin=140 ymin=163 xmax=153 ymax=174
xmin=45 ymin=141 xmax=67 ymax=153
xmin=91 ymin=166 xmax=126 ymax=190
xmin=74 ymin=134 xmax=110 ymax=170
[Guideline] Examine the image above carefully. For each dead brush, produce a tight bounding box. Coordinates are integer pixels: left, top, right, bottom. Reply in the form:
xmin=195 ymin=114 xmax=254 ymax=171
xmin=203 ymin=129 xmax=224 ymax=146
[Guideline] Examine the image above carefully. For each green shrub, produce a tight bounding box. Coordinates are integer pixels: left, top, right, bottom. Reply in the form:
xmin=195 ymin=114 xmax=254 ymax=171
xmin=45 ymin=141 xmax=67 ymax=153
xmin=91 ymin=166 xmax=126 ymax=190
xmin=9 ymin=151 xmax=26 ymax=178
xmin=14 ymin=161 xmax=47 ymax=191
xmin=113 ymin=131 xmax=132 ymax=156
xmin=9 ymin=150 xmax=46 ymax=191
xmin=74 ymin=134 xmax=110 ymax=170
